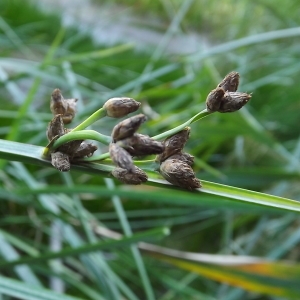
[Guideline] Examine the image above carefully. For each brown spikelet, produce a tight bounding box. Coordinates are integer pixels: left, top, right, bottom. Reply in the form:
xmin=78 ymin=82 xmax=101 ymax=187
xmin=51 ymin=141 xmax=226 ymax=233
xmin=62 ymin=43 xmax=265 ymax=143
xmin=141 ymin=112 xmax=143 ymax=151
xmin=51 ymin=152 xmax=70 ymax=172
xmin=218 ymin=91 xmax=251 ymax=113
xmin=46 ymin=114 xmax=65 ymax=141
xmin=50 ymin=89 xmax=67 ymax=116
xmin=156 ymin=128 xmax=190 ymax=163
xmin=160 ymin=159 xmax=201 ymax=190
xmin=112 ymin=166 xmax=148 ymax=185
xmin=168 ymin=152 xmax=194 ymax=166
xmin=71 ymin=141 xmax=98 ymax=159
xmin=205 ymin=87 xmax=225 ymax=112
xmin=104 ymin=97 xmax=141 ymax=118
xmin=119 ymin=133 xmax=164 ymax=156
xmin=62 ymin=98 xmax=78 ymax=124
xmin=109 ymin=143 xmax=134 ymax=172
xmin=217 ymin=71 xmax=240 ymax=92
xmin=50 ymin=89 xmax=77 ymax=124
xmin=111 ymin=114 xmax=147 ymax=141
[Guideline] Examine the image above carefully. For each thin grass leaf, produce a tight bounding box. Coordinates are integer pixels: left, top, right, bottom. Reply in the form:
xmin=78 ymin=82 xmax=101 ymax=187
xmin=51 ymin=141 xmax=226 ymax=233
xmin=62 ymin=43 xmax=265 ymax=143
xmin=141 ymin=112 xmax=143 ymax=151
xmin=0 ymin=234 xmax=42 ymax=287
xmin=105 ymin=178 xmax=155 ymax=300
xmin=187 ymin=27 xmax=300 ymax=62
xmin=52 ymin=43 xmax=133 ymax=65
xmin=62 ymin=224 xmax=140 ymax=300
xmin=0 ymin=275 xmax=83 ymax=300
xmin=0 ymin=227 xmax=169 ymax=270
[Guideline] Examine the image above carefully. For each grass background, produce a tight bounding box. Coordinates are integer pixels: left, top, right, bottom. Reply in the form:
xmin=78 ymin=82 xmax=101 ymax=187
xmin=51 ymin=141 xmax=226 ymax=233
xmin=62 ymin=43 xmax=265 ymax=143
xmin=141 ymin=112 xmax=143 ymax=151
xmin=0 ymin=0 xmax=300 ymax=299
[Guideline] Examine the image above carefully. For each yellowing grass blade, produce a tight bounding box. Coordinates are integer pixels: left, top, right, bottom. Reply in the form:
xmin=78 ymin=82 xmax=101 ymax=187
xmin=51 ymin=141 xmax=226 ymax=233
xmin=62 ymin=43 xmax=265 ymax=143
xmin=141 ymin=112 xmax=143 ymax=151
xmin=147 ymin=246 xmax=300 ymax=298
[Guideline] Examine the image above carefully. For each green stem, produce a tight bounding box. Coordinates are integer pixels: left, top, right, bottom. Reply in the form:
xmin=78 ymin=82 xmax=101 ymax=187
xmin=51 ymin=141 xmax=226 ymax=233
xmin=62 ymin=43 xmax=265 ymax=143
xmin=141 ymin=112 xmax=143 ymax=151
xmin=48 ymin=109 xmax=211 ymax=159
xmin=71 ymin=107 xmax=107 ymax=132
xmin=152 ymin=109 xmax=212 ymax=140
xmin=53 ymin=130 xmax=111 ymax=149
xmin=83 ymin=152 xmax=111 ymax=161
xmin=82 ymin=109 xmax=212 ymax=162
xmin=83 ymin=154 xmax=156 ymax=170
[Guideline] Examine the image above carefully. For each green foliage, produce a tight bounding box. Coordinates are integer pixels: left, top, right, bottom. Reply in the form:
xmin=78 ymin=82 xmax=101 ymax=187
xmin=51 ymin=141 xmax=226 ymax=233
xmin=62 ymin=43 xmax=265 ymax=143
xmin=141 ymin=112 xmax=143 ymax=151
xmin=1 ymin=0 xmax=300 ymax=299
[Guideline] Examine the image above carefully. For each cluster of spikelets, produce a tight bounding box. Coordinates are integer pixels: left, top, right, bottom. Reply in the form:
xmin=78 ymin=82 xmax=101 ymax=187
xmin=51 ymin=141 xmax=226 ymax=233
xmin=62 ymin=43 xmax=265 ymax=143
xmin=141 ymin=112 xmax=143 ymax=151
xmin=47 ymin=89 xmax=98 ymax=172
xmin=205 ymin=71 xmax=251 ymax=112
xmin=46 ymin=71 xmax=251 ymax=190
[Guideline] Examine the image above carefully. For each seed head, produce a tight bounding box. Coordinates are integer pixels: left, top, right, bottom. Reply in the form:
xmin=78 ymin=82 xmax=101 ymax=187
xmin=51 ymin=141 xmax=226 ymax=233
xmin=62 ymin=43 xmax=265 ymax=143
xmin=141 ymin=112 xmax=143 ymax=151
xmin=156 ymin=128 xmax=190 ymax=162
xmin=112 ymin=114 xmax=147 ymax=141
xmin=205 ymin=87 xmax=225 ymax=112
xmin=217 ymin=71 xmax=240 ymax=92
xmin=112 ymin=166 xmax=148 ymax=185
xmin=118 ymin=133 xmax=164 ymax=156
xmin=160 ymin=159 xmax=201 ymax=190
xmin=104 ymin=97 xmax=141 ymax=118
xmin=109 ymin=143 xmax=134 ymax=172
xmin=218 ymin=91 xmax=251 ymax=113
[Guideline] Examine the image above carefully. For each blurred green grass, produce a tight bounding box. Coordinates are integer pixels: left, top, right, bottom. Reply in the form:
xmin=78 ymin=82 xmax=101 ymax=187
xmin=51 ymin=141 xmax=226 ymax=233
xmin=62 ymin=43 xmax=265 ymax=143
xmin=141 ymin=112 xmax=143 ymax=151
xmin=1 ymin=0 xmax=300 ymax=299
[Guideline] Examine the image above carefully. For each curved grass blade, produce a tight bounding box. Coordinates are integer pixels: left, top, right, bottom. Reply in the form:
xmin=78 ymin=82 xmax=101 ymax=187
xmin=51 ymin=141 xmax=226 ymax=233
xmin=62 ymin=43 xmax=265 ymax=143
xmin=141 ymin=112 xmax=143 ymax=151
xmin=2 ymin=139 xmax=300 ymax=214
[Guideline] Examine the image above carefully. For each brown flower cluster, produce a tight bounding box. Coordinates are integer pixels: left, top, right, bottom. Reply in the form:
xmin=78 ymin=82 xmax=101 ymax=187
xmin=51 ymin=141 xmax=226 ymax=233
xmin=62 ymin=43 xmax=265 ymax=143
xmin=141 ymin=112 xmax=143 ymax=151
xmin=46 ymin=71 xmax=251 ymax=190
xmin=109 ymin=114 xmax=164 ymax=184
xmin=206 ymin=72 xmax=251 ymax=113
xmin=156 ymin=128 xmax=201 ymax=190
xmin=47 ymin=90 xmax=97 ymax=171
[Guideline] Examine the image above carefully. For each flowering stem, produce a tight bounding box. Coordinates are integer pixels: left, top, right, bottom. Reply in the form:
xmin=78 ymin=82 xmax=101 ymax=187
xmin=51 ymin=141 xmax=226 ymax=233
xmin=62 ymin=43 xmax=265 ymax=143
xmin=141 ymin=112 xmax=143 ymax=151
xmin=53 ymin=130 xmax=111 ymax=149
xmin=80 ymin=109 xmax=213 ymax=162
xmin=152 ymin=109 xmax=212 ymax=140
xmin=71 ymin=107 xmax=106 ymax=132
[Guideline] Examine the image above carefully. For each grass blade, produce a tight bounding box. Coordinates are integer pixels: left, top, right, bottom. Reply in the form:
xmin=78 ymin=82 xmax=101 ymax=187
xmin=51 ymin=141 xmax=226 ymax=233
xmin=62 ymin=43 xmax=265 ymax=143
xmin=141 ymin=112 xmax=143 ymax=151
xmin=0 ymin=275 xmax=83 ymax=300
xmin=0 ymin=227 xmax=169 ymax=270
xmin=153 ymin=256 xmax=300 ymax=299
xmin=52 ymin=44 xmax=133 ymax=64
xmin=1 ymin=139 xmax=300 ymax=213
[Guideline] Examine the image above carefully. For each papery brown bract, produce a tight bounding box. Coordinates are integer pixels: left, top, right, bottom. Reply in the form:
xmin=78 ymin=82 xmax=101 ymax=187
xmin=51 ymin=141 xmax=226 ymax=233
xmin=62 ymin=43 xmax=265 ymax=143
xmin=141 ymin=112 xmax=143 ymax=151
xmin=111 ymin=114 xmax=147 ymax=141
xmin=104 ymin=97 xmax=141 ymax=118
xmin=109 ymin=143 xmax=134 ymax=172
xmin=112 ymin=166 xmax=148 ymax=185
xmin=46 ymin=114 xmax=65 ymax=141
